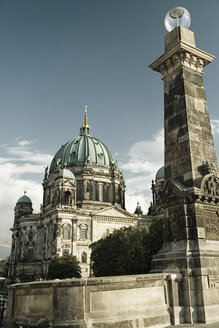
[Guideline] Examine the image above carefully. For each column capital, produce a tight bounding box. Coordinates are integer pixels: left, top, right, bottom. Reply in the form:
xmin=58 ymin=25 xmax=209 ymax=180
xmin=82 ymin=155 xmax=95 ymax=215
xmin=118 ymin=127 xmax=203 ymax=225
xmin=149 ymin=38 xmax=214 ymax=76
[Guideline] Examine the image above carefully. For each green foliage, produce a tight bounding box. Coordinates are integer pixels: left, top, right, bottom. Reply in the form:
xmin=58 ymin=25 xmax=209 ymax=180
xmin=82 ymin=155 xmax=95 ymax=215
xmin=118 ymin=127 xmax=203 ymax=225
xmin=47 ymin=255 xmax=81 ymax=279
xmin=90 ymin=218 xmax=163 ymax=277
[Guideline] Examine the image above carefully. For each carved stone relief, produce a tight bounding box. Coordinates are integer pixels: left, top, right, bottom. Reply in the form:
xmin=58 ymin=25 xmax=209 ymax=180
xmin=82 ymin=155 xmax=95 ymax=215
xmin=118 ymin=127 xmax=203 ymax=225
xmin=160 ymin=52 xmax=204 ymax=78
xmin=203 ymin=176 xmax=219 ymax=196
xmin=201 ymin=174 xmax=219 ymax=197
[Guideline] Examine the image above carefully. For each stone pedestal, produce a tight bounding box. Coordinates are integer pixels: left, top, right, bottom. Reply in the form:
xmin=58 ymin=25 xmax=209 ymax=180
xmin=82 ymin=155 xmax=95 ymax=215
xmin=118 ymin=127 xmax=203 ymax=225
xmin=150 ymin=26 xmax=219 ymax=324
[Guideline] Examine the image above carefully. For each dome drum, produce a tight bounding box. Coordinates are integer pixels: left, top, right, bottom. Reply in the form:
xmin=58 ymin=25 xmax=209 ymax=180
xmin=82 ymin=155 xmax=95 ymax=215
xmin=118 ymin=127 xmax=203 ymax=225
xmin=43 ymin=164 xmax=125 ymax=210
xmin=14 ymin=192 xmax=33 ymax=222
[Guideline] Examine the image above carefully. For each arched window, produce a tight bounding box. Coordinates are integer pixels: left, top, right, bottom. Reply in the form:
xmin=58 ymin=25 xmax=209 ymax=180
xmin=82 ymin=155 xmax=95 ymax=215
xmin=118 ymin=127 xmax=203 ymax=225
xmin=81 ymin=252 xmax=87 ymax=263
xmin=64 ymin=191 xmax=71 ymax=205
xmin=80 ymin=224 xmax=88 ymax=240
xmin=63 ymin=225 xmax=71 ymax=240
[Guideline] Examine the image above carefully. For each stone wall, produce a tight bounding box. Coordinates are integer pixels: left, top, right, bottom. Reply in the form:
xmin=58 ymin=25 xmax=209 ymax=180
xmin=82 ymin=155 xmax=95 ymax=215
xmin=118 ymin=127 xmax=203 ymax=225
xmin=6 ymin=274 xmax=171 ymax=328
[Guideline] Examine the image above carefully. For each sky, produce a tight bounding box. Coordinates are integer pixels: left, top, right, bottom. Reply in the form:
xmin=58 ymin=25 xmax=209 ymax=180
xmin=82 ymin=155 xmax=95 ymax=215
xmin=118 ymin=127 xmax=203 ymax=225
xmin=1 ymin=0 xmax=219 ymax=258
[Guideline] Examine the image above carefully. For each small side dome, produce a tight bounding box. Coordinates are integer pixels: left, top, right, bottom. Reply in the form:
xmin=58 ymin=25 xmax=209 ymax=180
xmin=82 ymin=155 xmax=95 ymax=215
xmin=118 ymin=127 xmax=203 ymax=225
xmin=55 ymin=168 xmax=75 ymax=180
xmin=155 ymin=166 xmax=164 ymax=181
xmin=16 ymin=192 xmax=32 ymax=205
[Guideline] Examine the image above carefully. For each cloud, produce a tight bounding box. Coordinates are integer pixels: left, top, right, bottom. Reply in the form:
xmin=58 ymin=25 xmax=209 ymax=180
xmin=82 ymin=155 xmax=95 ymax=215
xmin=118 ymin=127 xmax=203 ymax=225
xmin=211 ymin=120 xmax=219 ymax=134
xmin=0 ymin=241 xmax=11 ymax=249
xmin=17 ymin=139 xmax=37 ymax=147
xmin=122 ymin=121 xmax=219 ymax=215
xmin=120 ymin=129 xmax=164 ymax=214
xmin=129 ymin=129 xmax=164 ymax=164
xmin=0 ymin=140 xmax=52 ymax=256
xmin=5 ymin=146 xmax=52 ymax=164
xmin=0 ymin=131 xmax=164 ymax=257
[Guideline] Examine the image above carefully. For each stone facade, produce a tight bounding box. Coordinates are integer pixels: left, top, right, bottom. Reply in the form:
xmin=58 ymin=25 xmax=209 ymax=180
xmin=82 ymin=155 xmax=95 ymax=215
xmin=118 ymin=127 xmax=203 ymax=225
xmin=149 ymin=26 xmax=219 ymax=324
xmin=6 ymin=274 xmax=171 ymax=328
xmin=8 ymin=113 xmax=138 ymax=282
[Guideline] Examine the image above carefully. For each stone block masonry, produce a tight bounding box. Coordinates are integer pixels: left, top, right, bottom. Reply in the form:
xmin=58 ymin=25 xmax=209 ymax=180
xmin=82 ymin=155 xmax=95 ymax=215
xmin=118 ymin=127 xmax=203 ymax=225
xmin=6 ymin=274 xmax=172 ymax=328
xmin=149 ymin=25 xmax=219 ymax=325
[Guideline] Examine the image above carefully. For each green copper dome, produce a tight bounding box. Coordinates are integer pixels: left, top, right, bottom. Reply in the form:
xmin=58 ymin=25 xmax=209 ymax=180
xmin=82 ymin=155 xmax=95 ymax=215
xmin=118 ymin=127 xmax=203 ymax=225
xmin=50 ymin=135 xmax=118 ymax=174
xmin=155 ymin=166 xmax=165 ymax=181
xmin=49 ymin=108 xmax=118 ymax=174
xmin=55 ymin=168 xmax=76 ymax=180
xmin=16 ymin=193 xmax=32 ymax=205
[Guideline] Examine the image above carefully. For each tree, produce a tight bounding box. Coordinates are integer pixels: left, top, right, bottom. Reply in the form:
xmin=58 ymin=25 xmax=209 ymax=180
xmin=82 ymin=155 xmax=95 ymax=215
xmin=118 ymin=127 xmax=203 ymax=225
xmin=90 ymin=218 xmax=163 ymax=277
xmin=47 ymin=255 xmax=81 ymax=279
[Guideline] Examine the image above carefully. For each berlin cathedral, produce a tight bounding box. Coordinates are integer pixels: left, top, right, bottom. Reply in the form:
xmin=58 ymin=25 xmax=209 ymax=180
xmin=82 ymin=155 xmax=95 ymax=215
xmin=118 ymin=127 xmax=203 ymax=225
xmin=8 ymin=107 xmax=164 ymax=282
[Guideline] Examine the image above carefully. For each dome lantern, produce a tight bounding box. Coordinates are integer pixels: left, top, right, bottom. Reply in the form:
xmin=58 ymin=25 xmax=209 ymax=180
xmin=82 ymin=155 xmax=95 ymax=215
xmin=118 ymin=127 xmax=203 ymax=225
xmin=49 ymin=107 xmax=119 ymax=174
xmin=46 ymin=108 xmax=124 ymax=210
xmin=80 ymin=105 xmax=91 ymax=136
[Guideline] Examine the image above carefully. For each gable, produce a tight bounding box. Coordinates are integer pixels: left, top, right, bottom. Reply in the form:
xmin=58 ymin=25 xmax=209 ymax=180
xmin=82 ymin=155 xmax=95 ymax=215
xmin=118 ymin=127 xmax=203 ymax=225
xmin=163 ymin=178 xmax=187 ymax=197
xmin=93 ymin=206 xmax=134 ymax=219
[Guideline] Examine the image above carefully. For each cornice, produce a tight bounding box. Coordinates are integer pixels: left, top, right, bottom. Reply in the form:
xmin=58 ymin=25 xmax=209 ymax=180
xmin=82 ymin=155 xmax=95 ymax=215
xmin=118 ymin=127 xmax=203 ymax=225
xmin=149 ymin=41 xmax=215 ymax=75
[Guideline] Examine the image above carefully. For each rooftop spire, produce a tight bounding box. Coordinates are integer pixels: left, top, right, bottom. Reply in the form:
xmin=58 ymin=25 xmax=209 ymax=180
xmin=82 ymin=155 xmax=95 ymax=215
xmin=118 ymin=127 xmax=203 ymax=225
xmin=83 ymin=105 xmax=88 ymax=126
xmin=80 ymin=105 xmax=91 ymax=136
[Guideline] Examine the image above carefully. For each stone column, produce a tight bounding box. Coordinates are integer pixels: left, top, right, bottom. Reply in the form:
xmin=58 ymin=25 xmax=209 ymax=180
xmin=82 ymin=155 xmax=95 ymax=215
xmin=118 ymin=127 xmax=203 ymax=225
xmin=72 ymin=219 xmax=77 ymax=241
xmin=151 ymin=27 xmax=216 ymax=185
xmin=150 ymin=26 xmax=219 ymax=324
